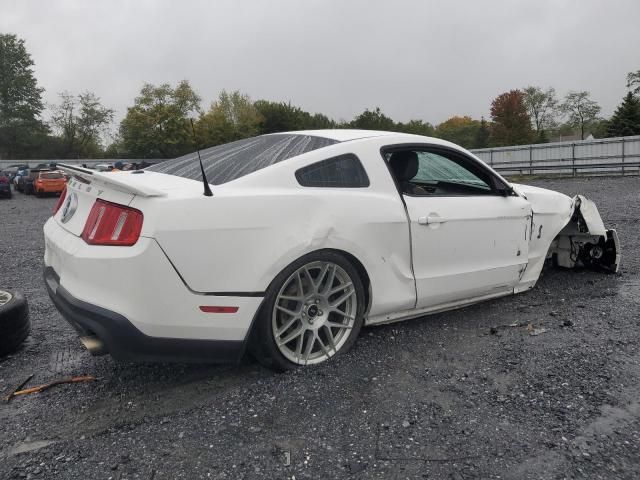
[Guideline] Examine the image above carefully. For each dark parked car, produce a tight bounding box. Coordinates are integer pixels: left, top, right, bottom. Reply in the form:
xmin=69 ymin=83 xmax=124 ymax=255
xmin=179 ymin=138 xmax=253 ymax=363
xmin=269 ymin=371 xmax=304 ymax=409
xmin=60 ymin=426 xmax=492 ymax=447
xmin=4 ymin=164 xmax=29 ymax=182
xmin=0 ymin=171 xmax=12 ymax=198
xmin=13 ymin=169 xmax=29 ymax=192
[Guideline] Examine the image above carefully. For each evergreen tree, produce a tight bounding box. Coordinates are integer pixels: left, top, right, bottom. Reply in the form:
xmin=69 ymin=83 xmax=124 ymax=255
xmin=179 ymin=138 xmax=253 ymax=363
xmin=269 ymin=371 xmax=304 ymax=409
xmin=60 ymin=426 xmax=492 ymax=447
xmin=474 ymin=117 xmax=490 ymax=148
xmin=349 ymin=107 xmax=395 ymax=130
xmin=606 ymin=92 xmax=640 ymax=137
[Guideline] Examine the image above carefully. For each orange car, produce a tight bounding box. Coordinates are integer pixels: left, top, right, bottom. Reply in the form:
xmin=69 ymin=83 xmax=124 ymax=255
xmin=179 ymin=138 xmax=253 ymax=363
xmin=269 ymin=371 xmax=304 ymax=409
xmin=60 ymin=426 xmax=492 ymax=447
xmin=34 ymin=170 xmax=66 ymax=196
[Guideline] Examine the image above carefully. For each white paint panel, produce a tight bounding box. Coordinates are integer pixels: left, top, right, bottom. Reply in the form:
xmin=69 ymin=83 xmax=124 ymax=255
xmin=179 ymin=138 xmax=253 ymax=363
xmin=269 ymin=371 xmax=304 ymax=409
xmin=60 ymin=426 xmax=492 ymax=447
xmin=404 ymin=195 xmax=531 ymax=307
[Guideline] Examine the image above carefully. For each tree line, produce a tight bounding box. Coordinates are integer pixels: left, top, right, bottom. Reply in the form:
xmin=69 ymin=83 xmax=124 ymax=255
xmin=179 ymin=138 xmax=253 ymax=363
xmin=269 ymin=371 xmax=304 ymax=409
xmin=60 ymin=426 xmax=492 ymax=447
xmin=2 ymin=33 xmax=640 ymax=160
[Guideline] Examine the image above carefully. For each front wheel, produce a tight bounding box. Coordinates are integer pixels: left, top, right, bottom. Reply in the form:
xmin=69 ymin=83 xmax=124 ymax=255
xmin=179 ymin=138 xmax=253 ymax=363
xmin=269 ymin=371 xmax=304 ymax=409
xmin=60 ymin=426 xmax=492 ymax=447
xmin=250 ymin=251 xmax=365 ymax=372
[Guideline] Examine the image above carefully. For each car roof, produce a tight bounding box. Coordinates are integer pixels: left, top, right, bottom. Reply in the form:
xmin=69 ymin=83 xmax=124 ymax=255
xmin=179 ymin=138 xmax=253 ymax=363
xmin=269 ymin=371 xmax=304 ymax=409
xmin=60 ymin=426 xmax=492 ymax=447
xmin=275 ymin=129 xmax=398 ymax=142
xmin=273 ymin=129 xmax=459 ymax=149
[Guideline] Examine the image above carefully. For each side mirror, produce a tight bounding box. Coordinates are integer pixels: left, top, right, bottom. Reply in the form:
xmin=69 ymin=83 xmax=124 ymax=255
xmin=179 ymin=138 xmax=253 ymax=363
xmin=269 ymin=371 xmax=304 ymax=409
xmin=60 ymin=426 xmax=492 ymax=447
xmin=496 ymin=185 xmax=515 ymax=197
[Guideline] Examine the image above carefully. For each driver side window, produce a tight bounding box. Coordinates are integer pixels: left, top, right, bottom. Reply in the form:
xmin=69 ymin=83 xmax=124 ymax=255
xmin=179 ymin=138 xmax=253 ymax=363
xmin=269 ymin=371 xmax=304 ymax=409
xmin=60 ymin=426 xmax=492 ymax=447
xmin=386 ymin=148 xmax=494 ymax=196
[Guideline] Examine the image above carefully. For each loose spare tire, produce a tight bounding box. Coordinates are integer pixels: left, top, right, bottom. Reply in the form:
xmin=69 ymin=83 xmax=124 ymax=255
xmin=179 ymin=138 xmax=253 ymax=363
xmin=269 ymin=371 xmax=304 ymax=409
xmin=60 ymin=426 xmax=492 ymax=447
xmin=0 ymin=289 xmax=30 ymax=356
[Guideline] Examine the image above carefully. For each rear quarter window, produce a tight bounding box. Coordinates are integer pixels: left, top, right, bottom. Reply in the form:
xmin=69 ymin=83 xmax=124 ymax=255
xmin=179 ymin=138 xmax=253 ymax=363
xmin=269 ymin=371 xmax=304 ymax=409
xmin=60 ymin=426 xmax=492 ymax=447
xmin=147 ymin=134 xmax=338 ymax=185
xmin=295 ymin=154 xmax=369 ymax=188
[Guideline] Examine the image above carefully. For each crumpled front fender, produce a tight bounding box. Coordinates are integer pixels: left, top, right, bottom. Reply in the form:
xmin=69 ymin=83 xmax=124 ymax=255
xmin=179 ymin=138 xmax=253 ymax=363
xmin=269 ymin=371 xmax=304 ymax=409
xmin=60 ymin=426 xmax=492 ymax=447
xmin=551 ymin=195 xmax=621 ymax=273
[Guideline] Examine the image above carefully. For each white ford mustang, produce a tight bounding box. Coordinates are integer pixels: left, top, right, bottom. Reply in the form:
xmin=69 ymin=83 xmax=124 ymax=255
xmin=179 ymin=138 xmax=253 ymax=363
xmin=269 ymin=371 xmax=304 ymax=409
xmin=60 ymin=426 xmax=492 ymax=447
xmin=43 ymin=130 xmax=620 ymax=371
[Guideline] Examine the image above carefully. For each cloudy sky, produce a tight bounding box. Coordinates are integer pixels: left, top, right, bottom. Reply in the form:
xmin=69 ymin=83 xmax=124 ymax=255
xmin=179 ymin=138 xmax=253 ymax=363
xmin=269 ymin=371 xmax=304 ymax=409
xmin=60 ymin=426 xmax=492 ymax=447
xmin=2 ymin=0 xmax=639 ymax=126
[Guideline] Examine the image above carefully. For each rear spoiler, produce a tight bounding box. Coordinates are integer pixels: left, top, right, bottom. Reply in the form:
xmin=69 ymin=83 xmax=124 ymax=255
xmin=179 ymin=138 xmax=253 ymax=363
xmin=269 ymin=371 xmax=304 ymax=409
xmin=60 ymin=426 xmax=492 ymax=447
xmin=57 ymin=164 xmax=167 ymax=198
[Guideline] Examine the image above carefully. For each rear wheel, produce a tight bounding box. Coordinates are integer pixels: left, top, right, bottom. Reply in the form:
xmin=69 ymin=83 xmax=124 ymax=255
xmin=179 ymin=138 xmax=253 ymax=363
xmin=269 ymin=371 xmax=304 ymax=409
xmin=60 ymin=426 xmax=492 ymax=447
xmin=250 ymin=251 xmax=365 ymax=371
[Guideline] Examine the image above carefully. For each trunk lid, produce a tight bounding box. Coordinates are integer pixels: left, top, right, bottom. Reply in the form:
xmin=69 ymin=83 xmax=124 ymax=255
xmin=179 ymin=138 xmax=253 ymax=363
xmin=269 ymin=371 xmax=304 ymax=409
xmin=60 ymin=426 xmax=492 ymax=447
xmin=55 ymin=164 xmax=202 ymax=237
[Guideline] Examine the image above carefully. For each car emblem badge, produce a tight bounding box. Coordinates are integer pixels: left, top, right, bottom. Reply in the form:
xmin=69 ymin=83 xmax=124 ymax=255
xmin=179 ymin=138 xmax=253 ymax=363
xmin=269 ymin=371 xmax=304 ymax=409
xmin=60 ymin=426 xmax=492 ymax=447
xmin=60 ymin=192 xmax=78 ymax=223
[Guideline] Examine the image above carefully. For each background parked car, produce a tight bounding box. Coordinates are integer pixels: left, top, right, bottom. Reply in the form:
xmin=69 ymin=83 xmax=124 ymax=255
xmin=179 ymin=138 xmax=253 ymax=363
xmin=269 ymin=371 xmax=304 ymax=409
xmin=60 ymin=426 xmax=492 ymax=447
xmin=21 ymin=170 xmax=39 ymax=195
xmin=13 ymin=169 xmax=30 ymax=192
xmin=3 ymin=165 xmax=29 ymax=183
xmin=33 ymin=170 xmax=66 ymax=197
xmin=94 ymin=163 xmax=114 ymax=172
xmin=0 ymin=171 xmax=12 ymax=198
xmin=21 ymin=168 xmax=52 ymax=195
xmin=11 ymin=168 xmax=29 ymax=192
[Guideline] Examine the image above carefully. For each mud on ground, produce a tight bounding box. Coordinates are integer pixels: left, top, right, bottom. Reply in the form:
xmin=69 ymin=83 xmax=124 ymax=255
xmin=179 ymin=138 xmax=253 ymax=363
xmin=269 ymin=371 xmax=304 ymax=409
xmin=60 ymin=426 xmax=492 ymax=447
xmin=0 ymin=176 xmax=639 ymax=479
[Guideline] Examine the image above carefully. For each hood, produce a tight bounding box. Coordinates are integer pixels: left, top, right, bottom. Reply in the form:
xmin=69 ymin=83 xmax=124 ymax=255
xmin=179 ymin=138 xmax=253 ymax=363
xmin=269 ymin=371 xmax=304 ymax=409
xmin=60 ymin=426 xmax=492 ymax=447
xmin=510 ymin=183 xmax=574 ymax=215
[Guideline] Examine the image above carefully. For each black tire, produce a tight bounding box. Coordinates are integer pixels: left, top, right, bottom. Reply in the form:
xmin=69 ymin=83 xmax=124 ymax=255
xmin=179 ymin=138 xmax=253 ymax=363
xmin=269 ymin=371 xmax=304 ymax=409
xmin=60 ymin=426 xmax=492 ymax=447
xmin=0 ymin=290 xmax=30 ymax=356
xmin=249 ymin=250 xmax=365 ymax=372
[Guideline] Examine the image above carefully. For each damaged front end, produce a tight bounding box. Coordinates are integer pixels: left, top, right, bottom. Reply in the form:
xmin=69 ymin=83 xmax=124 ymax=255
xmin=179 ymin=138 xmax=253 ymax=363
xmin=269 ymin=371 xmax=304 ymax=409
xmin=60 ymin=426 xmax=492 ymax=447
xmin=549 ymin=195 xmax=621 ymax=273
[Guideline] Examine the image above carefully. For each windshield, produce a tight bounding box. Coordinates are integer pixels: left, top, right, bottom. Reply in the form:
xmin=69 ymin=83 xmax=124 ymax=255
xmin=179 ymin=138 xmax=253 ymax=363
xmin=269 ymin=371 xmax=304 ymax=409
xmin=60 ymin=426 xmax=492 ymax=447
xmin=40 ymin=172 xmax=63 ymax=179
xmin=147 ymin=134 xmax=339 ymax=185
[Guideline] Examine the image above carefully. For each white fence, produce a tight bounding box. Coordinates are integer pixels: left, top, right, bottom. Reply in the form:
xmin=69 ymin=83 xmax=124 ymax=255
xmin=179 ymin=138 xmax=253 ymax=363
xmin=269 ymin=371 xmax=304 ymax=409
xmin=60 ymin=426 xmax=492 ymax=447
xmin=471 ymin=135 xmax=640 ymax=176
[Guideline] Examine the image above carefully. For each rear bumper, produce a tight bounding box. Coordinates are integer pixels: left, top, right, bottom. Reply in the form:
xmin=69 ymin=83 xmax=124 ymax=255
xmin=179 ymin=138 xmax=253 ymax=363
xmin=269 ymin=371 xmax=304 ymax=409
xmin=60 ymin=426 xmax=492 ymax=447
xmin=43 ymin=216 xmax=264 ymax=363
xmin=44 ymin=266 xmax=246 ymax=363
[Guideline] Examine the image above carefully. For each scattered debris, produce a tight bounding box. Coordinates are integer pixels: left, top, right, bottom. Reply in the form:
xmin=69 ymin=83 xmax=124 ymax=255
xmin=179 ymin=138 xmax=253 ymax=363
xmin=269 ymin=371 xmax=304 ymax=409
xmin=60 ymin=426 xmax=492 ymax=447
xmin=530 ymin=328 xmax=548 ymax=336
xmin=10 ymin=375 xmax=95 ymax=398
xmin=3 ymin=373 xmax=34 ymax=403
xmin=489 ymin=322 xmax=524 ymax=335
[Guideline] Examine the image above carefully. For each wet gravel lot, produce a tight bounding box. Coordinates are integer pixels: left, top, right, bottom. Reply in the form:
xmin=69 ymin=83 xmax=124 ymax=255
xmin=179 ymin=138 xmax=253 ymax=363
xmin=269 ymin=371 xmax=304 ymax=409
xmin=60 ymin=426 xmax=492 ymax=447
xmin=0 ymin=176 xmax=639 ymax=480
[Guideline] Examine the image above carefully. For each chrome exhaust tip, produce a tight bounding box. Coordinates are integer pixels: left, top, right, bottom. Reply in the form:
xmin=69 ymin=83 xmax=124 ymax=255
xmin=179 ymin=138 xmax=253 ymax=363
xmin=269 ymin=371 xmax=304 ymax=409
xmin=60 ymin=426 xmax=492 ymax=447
xmin=79 ymin=336 xmax=108 ymax=356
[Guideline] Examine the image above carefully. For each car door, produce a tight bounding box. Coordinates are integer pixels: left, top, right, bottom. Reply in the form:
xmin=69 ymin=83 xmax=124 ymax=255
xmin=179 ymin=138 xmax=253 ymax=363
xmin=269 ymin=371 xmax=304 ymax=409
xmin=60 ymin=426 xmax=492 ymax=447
xmin=385 ymin=146 xmax=531 ymax=309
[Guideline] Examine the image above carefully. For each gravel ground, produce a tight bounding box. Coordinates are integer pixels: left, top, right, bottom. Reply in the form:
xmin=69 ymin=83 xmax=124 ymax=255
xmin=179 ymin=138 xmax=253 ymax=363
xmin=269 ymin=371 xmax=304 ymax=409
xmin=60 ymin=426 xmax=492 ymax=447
xmin=0 ymin=176 xmax=639 ymax=480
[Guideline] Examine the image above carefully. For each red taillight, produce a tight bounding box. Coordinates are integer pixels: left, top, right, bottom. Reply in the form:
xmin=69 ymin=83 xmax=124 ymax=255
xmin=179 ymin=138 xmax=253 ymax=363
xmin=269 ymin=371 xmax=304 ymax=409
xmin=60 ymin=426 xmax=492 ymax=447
xmin=0 ymin=176 xmax=8 ymax=184
xmin=81 ymin=199 xmax=143 ymax=246
xmin=53 ymin=185 xmax=67 ymax=214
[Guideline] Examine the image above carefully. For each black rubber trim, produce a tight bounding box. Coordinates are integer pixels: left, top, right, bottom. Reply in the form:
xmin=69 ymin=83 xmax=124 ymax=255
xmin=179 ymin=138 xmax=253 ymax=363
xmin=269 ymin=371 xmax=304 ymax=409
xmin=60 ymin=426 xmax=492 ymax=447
xmin=44 ymin=267 xmax=245 ymax=364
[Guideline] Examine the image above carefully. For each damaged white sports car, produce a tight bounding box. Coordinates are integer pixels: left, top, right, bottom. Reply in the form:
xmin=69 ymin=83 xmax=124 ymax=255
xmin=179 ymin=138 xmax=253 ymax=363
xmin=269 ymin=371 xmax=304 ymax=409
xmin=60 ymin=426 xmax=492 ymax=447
xmin=43 ymin=130 xmax=620 ymax=371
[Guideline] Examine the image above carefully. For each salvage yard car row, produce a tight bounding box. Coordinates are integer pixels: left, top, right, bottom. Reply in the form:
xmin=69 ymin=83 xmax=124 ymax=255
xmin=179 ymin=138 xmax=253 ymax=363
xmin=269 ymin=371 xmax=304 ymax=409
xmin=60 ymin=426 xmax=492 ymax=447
xmin=0 ymin=165 xmax=67 ymax=198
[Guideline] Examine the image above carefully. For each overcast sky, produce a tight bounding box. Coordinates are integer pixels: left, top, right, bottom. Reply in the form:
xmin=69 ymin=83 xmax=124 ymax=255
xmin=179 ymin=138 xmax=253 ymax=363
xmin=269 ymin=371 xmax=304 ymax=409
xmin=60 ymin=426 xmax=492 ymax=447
xmin=2 ymin=0 xmax=639 ymax=127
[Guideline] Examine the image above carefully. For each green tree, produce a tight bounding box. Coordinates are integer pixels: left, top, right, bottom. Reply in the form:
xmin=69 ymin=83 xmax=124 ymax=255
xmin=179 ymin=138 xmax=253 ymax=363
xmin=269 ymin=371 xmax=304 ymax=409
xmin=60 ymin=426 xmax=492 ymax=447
xmin=560 ymin=91 xmax=601 ymax=140
xmin=395 ymin=119 xmax=435 ymax=137
xmin=627 ymin=70 xmax=640 ymax=96
xmin=196 ymin=90 xmax=263 ymax=146
xmin=489 ymin=90 xmax=534 ymax=146
xmin=120 ymin=80 xmax=201 ymax=158
xmin=349 ymin=107 xmax=395 ymax=130
xmin=255 ymin=100 xmax=305 ymax=133
xmin=434 ymin=116 xmax=481 ymax=148
xmin=606 ymin=92 xmax=640 ymax=137
xmin=523 ymin=86 xmax=558 ymax=142
xmin=0 ymin=34 xmax=48 ymax=158
xmin=474 ymin=117 xmax=490 ymax=148
xmin=50 ymin=91 xmax=114 ymax=158
xmin=307 ymin=112 xmax=335 ymax=130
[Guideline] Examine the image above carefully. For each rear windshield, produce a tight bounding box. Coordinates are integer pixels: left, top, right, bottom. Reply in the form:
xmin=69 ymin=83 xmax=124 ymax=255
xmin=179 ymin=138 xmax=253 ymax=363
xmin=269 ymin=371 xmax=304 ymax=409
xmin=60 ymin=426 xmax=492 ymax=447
xmin=41 ymin=172 xmax=63 ymax=179
xmin=147 ymin=134 xmax=339 ymax=185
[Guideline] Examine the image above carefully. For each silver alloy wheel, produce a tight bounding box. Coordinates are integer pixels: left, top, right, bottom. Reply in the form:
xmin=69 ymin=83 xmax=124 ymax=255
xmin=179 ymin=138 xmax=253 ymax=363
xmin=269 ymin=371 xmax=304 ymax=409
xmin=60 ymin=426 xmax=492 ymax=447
xmin=0 ymin=290 xmax=12 ymax=307
xmin=272 ymin=261 xmax=358 ymax=365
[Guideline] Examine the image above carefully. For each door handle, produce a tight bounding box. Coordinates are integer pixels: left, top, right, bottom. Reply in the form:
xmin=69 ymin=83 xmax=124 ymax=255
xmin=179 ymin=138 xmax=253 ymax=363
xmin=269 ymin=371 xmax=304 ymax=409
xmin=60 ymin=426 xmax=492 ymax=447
xmin=418 ymin=215 xmax=447 ymax=225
